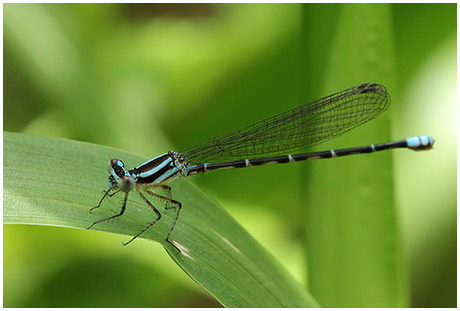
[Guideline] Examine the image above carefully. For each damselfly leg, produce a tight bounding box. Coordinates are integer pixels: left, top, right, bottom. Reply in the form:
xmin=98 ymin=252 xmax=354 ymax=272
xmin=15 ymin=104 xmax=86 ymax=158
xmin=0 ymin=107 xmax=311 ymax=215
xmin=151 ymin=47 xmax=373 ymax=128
xmin=90 ymin=188 xmax=120 ymax=213
xmin=90 ymin=183 xmax=181 ymax=250
xmin=121 ymin=190 xmax=162 ymax=246
xmin=144 ymin=184 xmax=182 ymax=246
xmin=88 ymin=192 xmax=128 ymax=230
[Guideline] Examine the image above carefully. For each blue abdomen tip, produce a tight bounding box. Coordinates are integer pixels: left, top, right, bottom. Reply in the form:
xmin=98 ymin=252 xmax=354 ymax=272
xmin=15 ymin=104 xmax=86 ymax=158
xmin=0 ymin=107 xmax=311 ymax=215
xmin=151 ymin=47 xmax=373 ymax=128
xmin=407 ymin=135 xmax=434 ymax=151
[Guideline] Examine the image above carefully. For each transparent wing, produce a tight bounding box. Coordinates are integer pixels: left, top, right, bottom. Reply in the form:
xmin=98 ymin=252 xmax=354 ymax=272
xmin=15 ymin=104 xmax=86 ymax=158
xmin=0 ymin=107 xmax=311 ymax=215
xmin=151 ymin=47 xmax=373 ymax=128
xmin=179 ymin=82 xmax=390 ymax=164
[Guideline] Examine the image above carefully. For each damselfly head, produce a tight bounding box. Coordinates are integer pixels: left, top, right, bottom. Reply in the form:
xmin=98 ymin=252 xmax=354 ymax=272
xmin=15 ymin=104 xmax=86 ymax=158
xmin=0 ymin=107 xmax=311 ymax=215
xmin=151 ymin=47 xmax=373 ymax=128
xmin=108 ymin=158 xmax=124 ymax=173
xmin=117 ymin=174 xmax=135 ymax=193
xmin=106 ymin=158 xmax=135 ymax=192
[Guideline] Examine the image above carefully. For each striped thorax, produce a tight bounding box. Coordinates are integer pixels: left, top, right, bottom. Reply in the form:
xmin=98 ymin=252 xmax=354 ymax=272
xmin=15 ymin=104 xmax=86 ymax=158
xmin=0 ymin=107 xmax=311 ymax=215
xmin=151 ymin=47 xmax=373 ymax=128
xmin=107 ymin=152 xmax=189 ymax=192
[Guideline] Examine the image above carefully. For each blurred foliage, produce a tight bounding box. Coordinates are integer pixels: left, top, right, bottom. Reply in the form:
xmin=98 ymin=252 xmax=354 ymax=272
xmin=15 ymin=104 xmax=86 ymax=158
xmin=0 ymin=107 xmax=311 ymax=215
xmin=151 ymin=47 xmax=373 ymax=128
xmin=3 ymin=3 xmax=456 ymax=308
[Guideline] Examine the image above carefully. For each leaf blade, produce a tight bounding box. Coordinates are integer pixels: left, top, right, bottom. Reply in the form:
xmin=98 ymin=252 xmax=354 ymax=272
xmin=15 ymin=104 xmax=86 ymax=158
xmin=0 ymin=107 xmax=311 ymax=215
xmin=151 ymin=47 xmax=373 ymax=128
xmin=4 ymin=131 xmax=318 ymax=308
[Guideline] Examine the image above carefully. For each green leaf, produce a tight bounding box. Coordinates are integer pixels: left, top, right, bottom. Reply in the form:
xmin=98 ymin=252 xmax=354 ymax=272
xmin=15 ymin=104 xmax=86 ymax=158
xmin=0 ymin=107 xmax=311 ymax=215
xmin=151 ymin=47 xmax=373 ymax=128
xmin=301 ymin=4 xmax=406 ymax=307
xmin=3 ymin=132 xmax=318 ymax=308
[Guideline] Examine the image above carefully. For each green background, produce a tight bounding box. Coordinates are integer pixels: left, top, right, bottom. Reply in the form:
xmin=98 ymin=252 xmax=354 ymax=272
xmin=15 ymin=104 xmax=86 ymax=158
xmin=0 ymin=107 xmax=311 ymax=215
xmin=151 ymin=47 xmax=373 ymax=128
xmin=4 ymin=3 xmax=456 ymax=307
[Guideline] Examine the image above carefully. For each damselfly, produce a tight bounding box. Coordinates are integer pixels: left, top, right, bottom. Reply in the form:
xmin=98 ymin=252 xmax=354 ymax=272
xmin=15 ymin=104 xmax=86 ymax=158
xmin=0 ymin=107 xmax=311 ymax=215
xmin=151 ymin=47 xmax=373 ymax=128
xmin=88 ymin=82 xmax=434 ymax=250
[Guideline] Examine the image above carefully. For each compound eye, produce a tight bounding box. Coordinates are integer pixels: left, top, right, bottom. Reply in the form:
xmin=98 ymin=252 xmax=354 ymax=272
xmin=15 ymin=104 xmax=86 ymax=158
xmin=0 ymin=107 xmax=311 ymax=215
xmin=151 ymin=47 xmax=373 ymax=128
xmin=118 ymin=175 xmax=135 ymax=193
xmin=107 ymin=159 xmax=126 ymax=178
